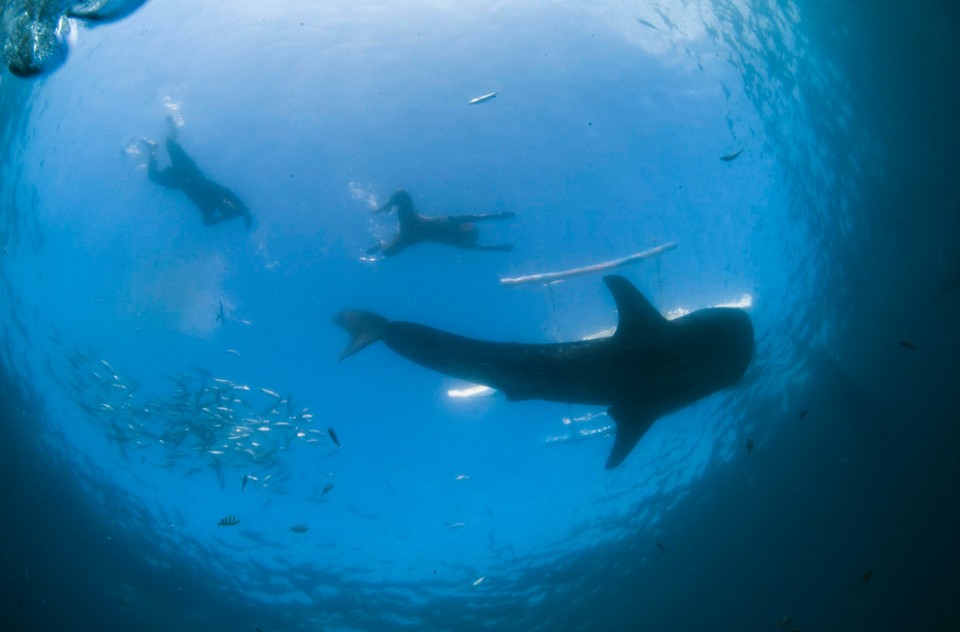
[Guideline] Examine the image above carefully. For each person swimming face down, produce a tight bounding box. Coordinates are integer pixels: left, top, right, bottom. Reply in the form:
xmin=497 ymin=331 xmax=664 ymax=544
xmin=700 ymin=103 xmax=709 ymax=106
xmin=368 ymin=190 xmax=514 ymax=257
xmin=144 ymin=119 xmax=253 ymax=230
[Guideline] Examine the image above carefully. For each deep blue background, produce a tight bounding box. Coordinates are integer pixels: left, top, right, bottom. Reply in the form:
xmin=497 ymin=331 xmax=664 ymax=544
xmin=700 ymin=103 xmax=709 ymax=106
xmin=2 ymin=1 xmax=958 ymax=630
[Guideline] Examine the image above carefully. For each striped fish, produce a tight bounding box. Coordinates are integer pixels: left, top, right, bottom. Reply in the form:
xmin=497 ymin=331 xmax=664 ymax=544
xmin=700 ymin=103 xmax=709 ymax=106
xmin=217 ymin=515 xmax=241 ymax=528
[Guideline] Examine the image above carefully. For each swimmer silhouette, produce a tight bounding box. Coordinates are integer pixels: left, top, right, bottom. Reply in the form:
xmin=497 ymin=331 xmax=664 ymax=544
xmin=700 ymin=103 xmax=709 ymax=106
xmin=368 ymin=190 xmax=514 ymax=256
xmin=144 ymin=118 xmax=253 ymax=229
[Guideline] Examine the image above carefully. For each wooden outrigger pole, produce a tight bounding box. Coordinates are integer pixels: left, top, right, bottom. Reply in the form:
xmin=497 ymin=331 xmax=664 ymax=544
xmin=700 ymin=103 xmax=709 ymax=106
xmin=500 ymin=242 xmax=677 ymax=286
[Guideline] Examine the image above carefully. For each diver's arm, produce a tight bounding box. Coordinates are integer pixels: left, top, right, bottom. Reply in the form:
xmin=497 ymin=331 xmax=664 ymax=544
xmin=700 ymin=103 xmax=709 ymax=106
xmin=453 ymin=211 xmax=516 ymax=223
xmin=374 ymin=190 xmax=415 ymax=214
xmin=377 ymin=236 xmax=410 ymax=257
xmin=147 ymin=164 xmax=178 ymax=188
xmin=144 ymin=139 xmax=181 ymax=188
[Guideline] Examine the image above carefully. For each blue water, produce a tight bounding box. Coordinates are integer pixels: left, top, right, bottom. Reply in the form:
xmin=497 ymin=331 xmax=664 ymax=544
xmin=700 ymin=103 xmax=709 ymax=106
xmin=2 ymin=1 xmax=958 ymax=630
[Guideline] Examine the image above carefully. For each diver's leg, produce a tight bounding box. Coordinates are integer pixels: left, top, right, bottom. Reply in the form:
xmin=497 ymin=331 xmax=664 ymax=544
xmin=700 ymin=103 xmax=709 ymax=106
xmin=218 ymin=193 xmax=246 ymax=219
xmin=198 ymin=206 xmax=242 ymax=227
xmin=181 ymin=185 xmax=249 ymax=229
xmin=219 ymin=193 xmax=253 ymax=229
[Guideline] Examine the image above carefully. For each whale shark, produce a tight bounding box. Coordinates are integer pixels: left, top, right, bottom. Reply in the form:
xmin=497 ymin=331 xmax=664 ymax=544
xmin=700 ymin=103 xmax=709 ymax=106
xmin=335 ymin=275 xmax=754 ymax=468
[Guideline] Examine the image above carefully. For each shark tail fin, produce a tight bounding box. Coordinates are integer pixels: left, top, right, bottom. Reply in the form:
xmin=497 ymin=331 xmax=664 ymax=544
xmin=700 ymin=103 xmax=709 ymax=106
xmin=334 ymin=310 xmax=390 ymax=360
xmin=605 ymin=404 xmax=658 ymax=469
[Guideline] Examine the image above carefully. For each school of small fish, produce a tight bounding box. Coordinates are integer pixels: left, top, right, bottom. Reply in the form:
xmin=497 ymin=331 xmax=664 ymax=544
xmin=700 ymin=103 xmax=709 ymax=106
xmin=48 ymin=340 xmax=340 ymax=492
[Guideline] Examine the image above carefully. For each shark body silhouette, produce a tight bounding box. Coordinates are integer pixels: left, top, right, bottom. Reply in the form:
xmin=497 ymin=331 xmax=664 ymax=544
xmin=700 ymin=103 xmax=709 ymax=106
xmin=335 ymin=275 xmax=753 ymax=468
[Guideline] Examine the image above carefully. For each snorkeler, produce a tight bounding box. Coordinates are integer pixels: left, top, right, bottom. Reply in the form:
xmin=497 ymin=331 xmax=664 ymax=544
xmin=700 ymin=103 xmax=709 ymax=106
xmin=143 ymin=118 xmax=253 ymax=229
xmin=368 ymin=190 xmax=514 ymax=257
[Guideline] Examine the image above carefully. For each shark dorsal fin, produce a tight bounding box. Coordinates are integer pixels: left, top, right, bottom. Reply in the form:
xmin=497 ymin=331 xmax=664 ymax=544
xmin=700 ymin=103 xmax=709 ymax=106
xmin=604 ymin=275 xmax=666 ymax=341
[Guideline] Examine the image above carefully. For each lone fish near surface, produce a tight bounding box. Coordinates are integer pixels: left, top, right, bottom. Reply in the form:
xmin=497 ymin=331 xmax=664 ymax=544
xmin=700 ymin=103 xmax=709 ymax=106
xmin=290 ymin=523 xmax=309 ymax=533
xmin=719 ymin=148 xmax=744 ymax=161
xmin=468 ymin=91 xmax=499 ymax=105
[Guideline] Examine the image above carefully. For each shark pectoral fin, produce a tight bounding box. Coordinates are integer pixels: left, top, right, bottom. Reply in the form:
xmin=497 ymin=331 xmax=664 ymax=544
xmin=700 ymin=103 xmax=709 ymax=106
xmin=605 ymin=404 xmax=658 ymax=469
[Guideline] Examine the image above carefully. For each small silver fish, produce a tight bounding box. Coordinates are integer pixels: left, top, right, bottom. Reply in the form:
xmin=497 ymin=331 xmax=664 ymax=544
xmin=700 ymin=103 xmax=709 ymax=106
xmin=290 ymin=523 xmax=309 ymax=533
xmin=468 ymin=91 xmax=499 ymax=105
xmin=217 ymin=515 xmax=240 ymax=528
